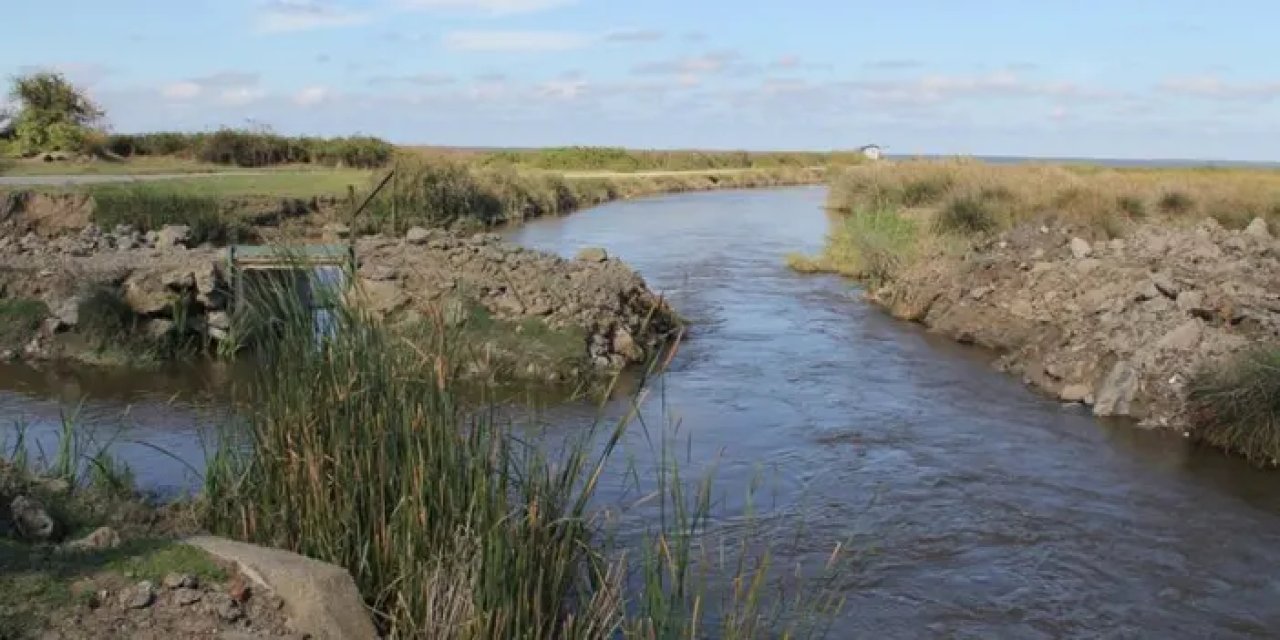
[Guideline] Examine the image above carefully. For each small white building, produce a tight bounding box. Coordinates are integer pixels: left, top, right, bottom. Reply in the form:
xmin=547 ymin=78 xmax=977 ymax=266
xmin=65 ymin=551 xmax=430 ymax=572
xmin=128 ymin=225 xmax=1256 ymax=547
xmin=859 ymin=144 xmax=884 ymax=162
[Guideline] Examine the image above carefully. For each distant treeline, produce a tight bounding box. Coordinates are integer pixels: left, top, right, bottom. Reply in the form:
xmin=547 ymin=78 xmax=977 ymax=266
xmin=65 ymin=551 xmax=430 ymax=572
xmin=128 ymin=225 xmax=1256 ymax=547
xmin=473 ymin=146 xmax=865 ymax=172
xmin=104 ymin=130 xmax=394 ymax=168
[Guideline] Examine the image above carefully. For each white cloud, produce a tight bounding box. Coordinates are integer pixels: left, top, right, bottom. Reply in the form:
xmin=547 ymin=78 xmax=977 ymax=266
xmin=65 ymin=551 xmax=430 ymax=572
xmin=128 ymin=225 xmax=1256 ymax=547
xmin=632 ymin=51 xmax=743 ymax=76
xmin=851 ymin=71 xmax=1105 ymax=106
xmin=398 ymin=0 xmax=574 ymax=15
xmin=161 ymin=82 xmax=202 ymax=100
xmin=605 ymin=29 xmax=664 ymax=43
xmin=294 ymin=86 xmax=334 ymax=106
xmin=367 ymin=72 xmax=456 ymax=86
xmin=443 ymin=30 xmax=591 ymax=52
xmin=1159 ymin=75 xmax=1280 ymax=101
xmin=537 ymin=78 xmax=588 ymax=100
xmin=218 ymin=87 xmax=268 ymax=107
xmin=255 ymin=0 xmax=371 ymax=33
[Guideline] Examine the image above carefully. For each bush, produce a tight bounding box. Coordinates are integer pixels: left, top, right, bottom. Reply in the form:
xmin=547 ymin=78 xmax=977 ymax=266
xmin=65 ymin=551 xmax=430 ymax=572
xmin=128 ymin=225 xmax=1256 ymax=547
xmin=789 ymin=207 xmax=918 ymax=284
xmin=76 ymin=285 xmax=138 ymax=343
xmin=90 ymin=186 xmax=245 ymax=245
xmin=1188 ymin=347 xmax=1280 ymax=466
xmin=901 ymin=177 xmax=951 ymax=207
xmin=933 ymin=195 xmax=998 ymax=236
xmin=1116 ymin=195 xmax=1147 ymax=218
xmin=1158 ymin=190 xmax=1195 ymax=215
xmin=0 ymin=298 xmax=48 ymax=350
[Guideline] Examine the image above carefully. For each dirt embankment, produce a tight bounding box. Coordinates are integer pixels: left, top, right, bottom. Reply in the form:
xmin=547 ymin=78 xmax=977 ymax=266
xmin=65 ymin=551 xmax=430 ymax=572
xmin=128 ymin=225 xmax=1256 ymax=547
xmin=872 ymin=217 xmax=1280 ymax=428
xmin=0 ymin=223 xmax=678 ymax=380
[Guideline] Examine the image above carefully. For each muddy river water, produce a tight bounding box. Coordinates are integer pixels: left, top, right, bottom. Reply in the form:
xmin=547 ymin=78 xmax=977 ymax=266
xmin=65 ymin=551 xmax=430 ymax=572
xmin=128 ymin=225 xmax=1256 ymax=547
xmin=4 ymin=187 xmax=1280 ymax=637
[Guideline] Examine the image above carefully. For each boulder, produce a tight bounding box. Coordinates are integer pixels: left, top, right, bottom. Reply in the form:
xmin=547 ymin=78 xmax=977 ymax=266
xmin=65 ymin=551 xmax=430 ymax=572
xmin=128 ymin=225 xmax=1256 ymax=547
xmin=1059 ymin=384 xmax=1092 ymax=403
xmin=156 ymin=225 xmax=192 ymax=249
xmin=576 ymin=247 xmax=609 ymax=263
xmin=123 ymin=581 xmax=156 ymax=609
xmin=1244 ymin=217 xmax=1272 ymax=240
xmin=187 ymin=536 xmax=378 ymax=640
xmin=63 ymin=526 xmax=121 ymax=551
xmin=1157 ymin=320 xmax=1202 ymax=351
xmin=322 ymin=222 xmax=351 ymax=241
xmin=1069 ymin=237 xmax=1092 ymax=259
xmin=405 ymin=226 xmax=433 ymax=245
xmin=1176 ymin=290 xmax=1207 ymax=315
xmin=10 ymin=495 xmax=55 ymax=540
xmin=1150 ymin=272 xmax=1179 ymax=299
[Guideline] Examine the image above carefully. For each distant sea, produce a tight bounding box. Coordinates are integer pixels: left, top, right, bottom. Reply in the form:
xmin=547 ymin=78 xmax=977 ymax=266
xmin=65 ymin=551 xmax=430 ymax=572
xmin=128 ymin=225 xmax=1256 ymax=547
xmin=895 ymin=154 xmax=1280 ymax=170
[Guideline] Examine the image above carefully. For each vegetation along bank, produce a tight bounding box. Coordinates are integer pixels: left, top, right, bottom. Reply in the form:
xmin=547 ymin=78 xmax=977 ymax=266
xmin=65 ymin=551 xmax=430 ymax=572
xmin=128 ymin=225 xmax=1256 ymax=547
xmin=791 ymin=160 xmax=1280 ymax=465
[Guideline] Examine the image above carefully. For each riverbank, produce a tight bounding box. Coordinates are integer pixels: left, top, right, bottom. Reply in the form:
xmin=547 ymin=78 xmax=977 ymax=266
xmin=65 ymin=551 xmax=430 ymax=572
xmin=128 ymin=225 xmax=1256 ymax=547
xmin=794 ymin=161 xmax=1280 ymax=464
xmin=0 ymin=160 xmax=829 ymax=378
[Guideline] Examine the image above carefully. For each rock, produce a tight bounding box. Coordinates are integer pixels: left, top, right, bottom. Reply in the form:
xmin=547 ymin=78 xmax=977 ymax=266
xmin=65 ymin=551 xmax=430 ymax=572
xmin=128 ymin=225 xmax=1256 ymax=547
xmin=156 ymin=225 xmax=192 ymax=249
xmin=612 ymin=327 xmax=644 ymax=361
xmin=41 ymin=316 xmax=66 ymax=337
xmin=576 ymin=247 xmax=609 ymax=263
xmin=10 ymin=495 xmax=55 ymax=540
xmin=64 ymin=526 xmax=121 ymax=551
xmin=1158 ymin=320 xmax=1202 ymax=351
xmin=405 ymin=226 xmax=432 ymax=245
xmin=1060 ymin=384 xmax=1092 ymax=403
xmin=1075 ymin=258 xmax=1102 ymax=274
xmin=174 ymin=587 xmax=203 ymax=606
xmin=1244 ymin=217 xmax=1271 ymax=240
xmin=163 ymin=572 xmax=199 ymax=590
xmin=1151 ymin=272 xmax=1179 ymax=299
xmin=188 ymin=535 xmax=379 ymax=640
xmin=228 ymin=574 xmax=251 ymax=603
xmin=215 ymin=595 xmax=244 ymax=622
xmin=207 ymin=311 xmax=231 ymax=331
xmin=1094 ymin=361 xmax=1139 ymax=417
xmin=322 ymin=222 xmax=351 ymax=241
xmin=54 ymin=299 xmax=80 ymax=327
xmin=1176 ymin=290 xmax=1207 ymax=315
xmin=123 ymin=581 xmax=156 ymax=609
xmin=143 ymin=318 xmax=176 ymax=340
xmin=1069 ymin=237 xmax=1092 ymax=259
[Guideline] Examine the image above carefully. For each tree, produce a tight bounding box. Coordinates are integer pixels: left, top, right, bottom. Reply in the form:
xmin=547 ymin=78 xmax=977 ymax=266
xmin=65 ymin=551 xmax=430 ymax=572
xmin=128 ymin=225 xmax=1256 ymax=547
xmin=8 ymin=72 xmax=104 ymax=155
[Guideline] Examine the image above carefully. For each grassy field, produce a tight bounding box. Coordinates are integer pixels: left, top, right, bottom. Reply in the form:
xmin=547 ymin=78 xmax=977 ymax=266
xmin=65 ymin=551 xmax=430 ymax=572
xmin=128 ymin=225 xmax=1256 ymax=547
xmin=827 ymin=160 xmax=1280 ymax=234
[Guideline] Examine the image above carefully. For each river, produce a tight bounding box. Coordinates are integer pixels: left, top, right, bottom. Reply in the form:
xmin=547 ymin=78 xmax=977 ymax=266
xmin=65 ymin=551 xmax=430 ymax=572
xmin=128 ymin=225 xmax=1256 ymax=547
xmin=4 ymin=187 xmax=1280 ymax=637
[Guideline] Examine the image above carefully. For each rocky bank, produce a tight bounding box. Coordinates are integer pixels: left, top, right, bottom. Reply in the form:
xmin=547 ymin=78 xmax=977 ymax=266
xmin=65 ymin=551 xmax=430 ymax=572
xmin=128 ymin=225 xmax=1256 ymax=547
xmin=872 ymin=216 xmax=1280 ymax=429
xmin=0 ymin=221 xmax=678 ymax=379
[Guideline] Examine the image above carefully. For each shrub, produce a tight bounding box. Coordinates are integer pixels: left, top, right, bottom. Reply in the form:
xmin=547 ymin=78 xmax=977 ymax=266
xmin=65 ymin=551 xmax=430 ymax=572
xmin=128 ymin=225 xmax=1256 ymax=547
xmin=90 ymin=186 xmax=244 ymax=245
xmin=790 ymin=207 xmax=918 ymax=284
xmin=76 ymin=285 xmax=137 ymax=343
xmin=1188 ymin=347 xmax=1280 ymax=466
xmin=1158 ymin=190 xmax=1195 ymax=215
xmin=0 ymin=298 xmax=48 ymax=350
xmin=933 ymin=195 xmax=998 ymax=236
xmin=1116 ymin=195 xmax=1147 ymax=218
xmin=901 ymin=177 xmax=952 ymax=207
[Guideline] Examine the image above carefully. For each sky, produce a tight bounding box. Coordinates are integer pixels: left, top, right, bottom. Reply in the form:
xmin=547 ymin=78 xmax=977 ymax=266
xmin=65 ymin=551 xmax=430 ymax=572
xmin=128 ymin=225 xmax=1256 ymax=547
xmin=4 ymin=0 xmax=1279 ymax=160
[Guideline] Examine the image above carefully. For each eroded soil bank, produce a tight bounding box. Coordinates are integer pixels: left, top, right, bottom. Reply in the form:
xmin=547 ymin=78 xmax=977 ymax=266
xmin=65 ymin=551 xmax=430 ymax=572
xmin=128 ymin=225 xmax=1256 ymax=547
xmin=0 ymin=224 xmax=678 ymax=381
xmin=871 ymin=216 xmax=1279 ymax=430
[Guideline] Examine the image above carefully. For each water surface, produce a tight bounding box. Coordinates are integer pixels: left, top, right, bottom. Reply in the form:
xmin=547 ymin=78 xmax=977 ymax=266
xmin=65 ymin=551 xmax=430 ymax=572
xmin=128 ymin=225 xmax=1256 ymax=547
xmin=3 ymin=187 xmax=1279 ymax=637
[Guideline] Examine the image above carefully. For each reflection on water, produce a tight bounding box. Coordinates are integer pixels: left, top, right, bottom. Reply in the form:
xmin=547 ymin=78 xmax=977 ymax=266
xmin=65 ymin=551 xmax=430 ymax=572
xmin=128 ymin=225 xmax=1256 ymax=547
xmin=3 ymin=187 xmax=1280 ymax=636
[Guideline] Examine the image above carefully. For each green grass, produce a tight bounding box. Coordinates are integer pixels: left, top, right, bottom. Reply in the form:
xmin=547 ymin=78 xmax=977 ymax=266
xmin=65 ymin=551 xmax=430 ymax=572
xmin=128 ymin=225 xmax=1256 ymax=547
xmin=203 ymin=269 xmax=846 ymax=638
xmin=88 ymin=186 xmax=247 ymax=245
xmin=0 ymin=538 xmax=221 ymax=638
xmin=472 ymin=146 xmax=863 ymax=173
xmin=788 ymin=208 xmax=920 ymax=286
xmin=1188 ymin=346 xmax=1280 ymax=466
xmin=933 ymin=194 xmax=999 ymax=236
xmin=0 ymin=298 xmax=48 ymax=351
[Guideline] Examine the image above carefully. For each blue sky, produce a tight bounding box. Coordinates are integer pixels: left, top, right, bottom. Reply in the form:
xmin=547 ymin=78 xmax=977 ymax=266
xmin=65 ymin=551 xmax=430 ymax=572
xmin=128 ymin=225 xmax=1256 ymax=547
xmin=5 ymin=0 xmax=1279 ymax=160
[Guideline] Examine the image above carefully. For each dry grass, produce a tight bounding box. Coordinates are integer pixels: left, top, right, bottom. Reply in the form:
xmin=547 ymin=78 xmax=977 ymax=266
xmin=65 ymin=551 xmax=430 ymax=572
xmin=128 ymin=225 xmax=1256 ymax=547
xmin=828 ymin=160 xmax=1280 ymax=236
